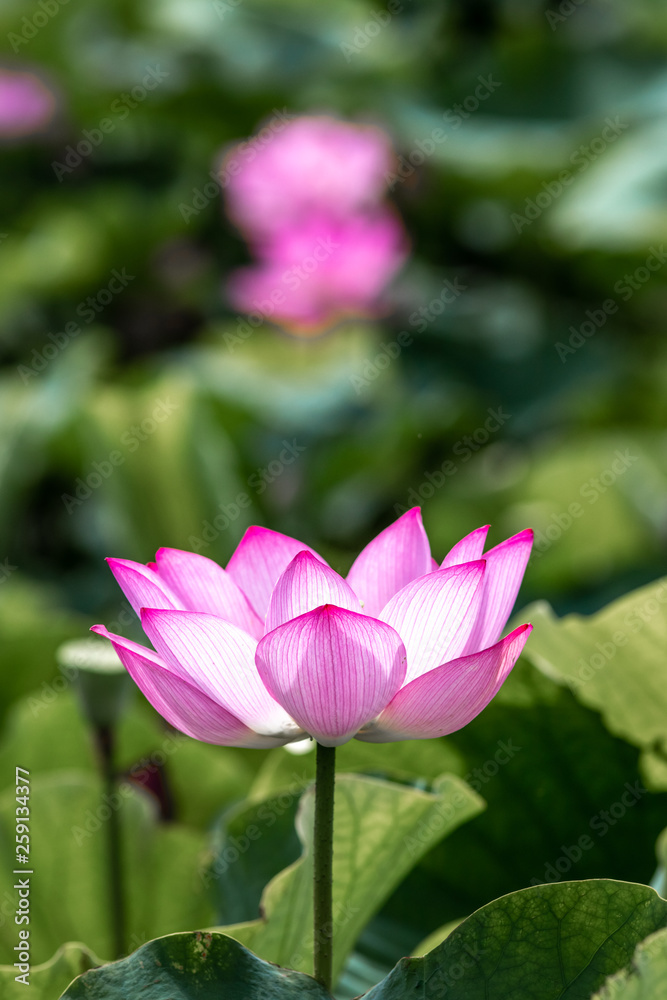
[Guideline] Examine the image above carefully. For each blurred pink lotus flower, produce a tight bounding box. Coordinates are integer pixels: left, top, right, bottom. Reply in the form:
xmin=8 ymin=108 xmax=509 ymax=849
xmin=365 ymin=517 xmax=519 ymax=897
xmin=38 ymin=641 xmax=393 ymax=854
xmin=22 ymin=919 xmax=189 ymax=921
xmin=228 ymin=210 xmax=407 ymax=328
xmin=0 ymin=68 xmax=55 ymax=137
xmin=224 ymin=114 xmax=408 ymax=333
xmin=92 ymin=509 xmax=533 ymax=748
xmin=225 ymin=116 xmax=394 ymax=239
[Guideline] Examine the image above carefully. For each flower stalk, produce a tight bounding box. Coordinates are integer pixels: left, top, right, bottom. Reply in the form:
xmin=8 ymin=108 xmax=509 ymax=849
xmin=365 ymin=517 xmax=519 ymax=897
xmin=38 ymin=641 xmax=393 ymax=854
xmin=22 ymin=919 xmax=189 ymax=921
xmin=95 ymin=724 xmax=125 ymax=960
xmin=313 ymin=742 xmax=336 ymax=990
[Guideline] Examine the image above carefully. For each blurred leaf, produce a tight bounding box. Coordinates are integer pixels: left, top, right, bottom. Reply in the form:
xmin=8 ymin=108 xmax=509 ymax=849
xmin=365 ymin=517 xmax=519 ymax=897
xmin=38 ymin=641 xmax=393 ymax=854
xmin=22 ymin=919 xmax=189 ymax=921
xmin=549 ymin=121 xmax=667 ymax=251
xmin=0 ymin=581 xmax=85 ymax=728
xmin=205 ymin=786 xmax=303 ymax=926
xmin=0 ymin=207 xmax=105 ymax=301
xmin=0 ymin=772 xmax=213 ymax=964
xmin=221 ymin=773 xmax=483 ymax=983
xmin=68 ymin=374 xmax=247 ymax=558
xmin=524 ymin=575 xmax=667 ymax=750
xmin=166 ymin=737 xmax=256 ymax=829
xmin=0 ymin=689 xmax=254 ymax=829
xmin=0 ymin=942 xmax=102 ymax=1000
xmin=187 ymin=326 xmax=383 ymax=430
xmin=248 ymin=736 xmax=463 ymax=801
xmin=411 ymin=919 xmax=462 ymax=958
xmin=593 ymin=927 xmax=667 ymax=1000
xmin=428 ymin=434 xmax=660 ymax=599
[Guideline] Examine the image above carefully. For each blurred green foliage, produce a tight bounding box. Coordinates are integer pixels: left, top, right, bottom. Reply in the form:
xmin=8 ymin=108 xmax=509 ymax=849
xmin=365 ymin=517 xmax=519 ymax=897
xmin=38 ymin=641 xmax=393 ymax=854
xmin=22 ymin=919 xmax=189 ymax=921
xmin=2 ymin=0 xmax=667 ymax=990
xmin=1 ymin=0 xmax=666 ymax=619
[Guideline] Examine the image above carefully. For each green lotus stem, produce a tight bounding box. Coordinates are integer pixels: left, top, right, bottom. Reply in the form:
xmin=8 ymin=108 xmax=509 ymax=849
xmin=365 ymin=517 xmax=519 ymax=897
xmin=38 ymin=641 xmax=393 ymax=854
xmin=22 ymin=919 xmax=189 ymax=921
xmin=313 ymin=743 xmax=336 ymax=990
xmin=96 ymin=724 xmax=125 ymax=960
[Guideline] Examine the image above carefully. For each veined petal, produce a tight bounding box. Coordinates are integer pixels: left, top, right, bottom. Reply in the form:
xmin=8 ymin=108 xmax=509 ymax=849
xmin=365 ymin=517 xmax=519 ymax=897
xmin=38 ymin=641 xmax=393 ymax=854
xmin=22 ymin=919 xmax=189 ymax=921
xmin=464 ymin=529 xmax=533 ymax=653
xmin=154 ymin=547 xmax=263 ymax=638
xmin=441 ymin=525 xmax=490 ymax=569
xmin=106 ymin=558 xmax=184 ymax=617
xmin=345 ymin=507 xmax=432 ymax=617
xmin=140 ymin=609 xmax=298 ymax=738
xmin=91 ymin=626 xmax=289 ymax=748
xmin=380 ymin=561 xmax=486 ymax=684
xmin=255 ymin=605 xmax=406 ymax=747
xmin=226 ymin=526 xmax=327 ymax=620
xmin=266 ymin=551 xmax=362 ymax=633
xmin=357 ymin=624 xmax=532 ymax=743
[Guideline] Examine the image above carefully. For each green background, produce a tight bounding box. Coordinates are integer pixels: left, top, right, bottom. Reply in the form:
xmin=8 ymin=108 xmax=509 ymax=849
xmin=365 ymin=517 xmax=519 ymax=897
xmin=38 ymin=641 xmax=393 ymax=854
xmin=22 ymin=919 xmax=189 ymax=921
xmin=1 ymin=0 xmax=667 ymax=994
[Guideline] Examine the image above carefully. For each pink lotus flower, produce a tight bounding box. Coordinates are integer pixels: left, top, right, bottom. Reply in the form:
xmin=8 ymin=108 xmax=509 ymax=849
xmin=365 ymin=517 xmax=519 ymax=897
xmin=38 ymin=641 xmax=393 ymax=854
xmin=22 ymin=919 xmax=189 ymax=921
xmin=92 ymin=510 xmax=533 ymax=748
xmin=0 ymin=68 xmax=56 ymax=137
xmin=228 ymin=210 xmax=407 ymax=330
xmin=223 ymin=114 xmax=408 ymax=332
xmin=224 ymin=115 xmax=394 ymax=240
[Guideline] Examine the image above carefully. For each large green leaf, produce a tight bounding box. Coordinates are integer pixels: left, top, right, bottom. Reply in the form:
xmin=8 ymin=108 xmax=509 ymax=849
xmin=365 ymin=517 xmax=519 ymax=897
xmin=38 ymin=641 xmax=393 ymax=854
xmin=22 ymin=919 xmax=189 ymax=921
xmin=222 ymin=736 xmax=463 ymax=930
xmin=58 ymin=932 xmax=333 ymax=999
xmin=593 ymin=927 xmax=667 ymax=999
xmin=0 ymin=943 xmax=101 ymax=1000
xmin=209 ymin=739 xmax=464 ymax=930
xmin=371 ymin=658 xmax=667 ymax=956
xmin=53 ymin=882 xmax=667 ymax=999
xmin=220 ymin=773 xmax=483 ymax=984
xmin=0 ymin=772 xmax=213 ymax=964
xmin=247 ymin=661 xmax=667 ymax=969
xmin=523 ymin=578 xmax=667 ymax=751
xmin=365 ymin=881 xmax=667 ymax=999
